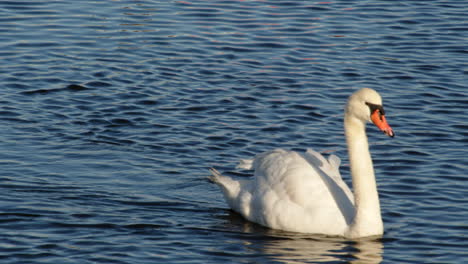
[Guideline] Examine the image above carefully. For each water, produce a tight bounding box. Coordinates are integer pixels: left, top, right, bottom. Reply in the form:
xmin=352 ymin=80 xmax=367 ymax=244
xmin=1 ymin=0 xmax=467 ymax=263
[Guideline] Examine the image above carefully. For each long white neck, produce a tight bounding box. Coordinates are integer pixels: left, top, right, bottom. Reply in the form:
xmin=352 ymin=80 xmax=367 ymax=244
xmin=344 ymin=114 xmax=383 ymax=238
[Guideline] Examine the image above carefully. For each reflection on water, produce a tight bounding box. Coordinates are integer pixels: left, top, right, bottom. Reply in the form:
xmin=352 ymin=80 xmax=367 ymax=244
xmin=228 ymin=212 xmax=383 ymax=263
xmin=350 ymin=240 xmax=383 ymax=264
xmin=263 ymin=234 xmax=383 ymax=264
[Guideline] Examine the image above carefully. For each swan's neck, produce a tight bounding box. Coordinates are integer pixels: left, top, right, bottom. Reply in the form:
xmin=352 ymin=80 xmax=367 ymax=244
xmin=345 ymin=115 xmax=383 ymax=238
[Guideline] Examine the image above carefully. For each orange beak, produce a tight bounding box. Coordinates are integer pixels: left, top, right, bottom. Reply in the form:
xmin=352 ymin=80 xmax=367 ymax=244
xmin=371 ymin=110 xmax=394 ymax=137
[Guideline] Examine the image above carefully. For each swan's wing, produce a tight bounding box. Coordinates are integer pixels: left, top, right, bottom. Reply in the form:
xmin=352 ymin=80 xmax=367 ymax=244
xmin=243 ymin=149 xmax=353 ymax=234
xmin=303 ymin=149 xmax=354 ymax=203
xmin=236 ymin=158 xmax=253 ymax=170
xmin=303 ymin=149 xmax=340 ymax=180
xmin=211 ymin=149 xmax=355 ymax=235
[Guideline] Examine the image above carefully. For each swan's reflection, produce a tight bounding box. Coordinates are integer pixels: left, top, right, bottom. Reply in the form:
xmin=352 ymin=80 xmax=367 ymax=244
xmin=259 ymin=232 xmax=382 ymax=264
xmin=226 ymin=212 xmax=383 ymax=263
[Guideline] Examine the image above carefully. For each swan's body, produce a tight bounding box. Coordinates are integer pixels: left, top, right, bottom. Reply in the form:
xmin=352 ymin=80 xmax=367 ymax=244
xmin=209 ymin=88 xmax=394 ymax=238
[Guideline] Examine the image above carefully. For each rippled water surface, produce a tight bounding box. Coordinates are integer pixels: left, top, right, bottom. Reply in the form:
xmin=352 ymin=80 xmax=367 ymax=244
xmin=1 ymin=1 xmax=467 ymax=263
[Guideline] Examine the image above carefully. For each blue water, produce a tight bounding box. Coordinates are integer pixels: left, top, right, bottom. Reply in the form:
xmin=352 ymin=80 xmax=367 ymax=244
xmin=1 ymin=0 xmax=467 ymax=263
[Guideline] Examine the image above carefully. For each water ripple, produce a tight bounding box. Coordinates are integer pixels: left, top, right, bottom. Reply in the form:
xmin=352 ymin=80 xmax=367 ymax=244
xmin=0 ymin=0 xmax=467 ymax=263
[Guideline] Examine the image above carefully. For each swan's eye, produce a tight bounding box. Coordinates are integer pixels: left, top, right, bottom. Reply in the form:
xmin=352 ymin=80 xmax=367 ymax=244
xmin=365 ymin=102 xmax=385 ymax=119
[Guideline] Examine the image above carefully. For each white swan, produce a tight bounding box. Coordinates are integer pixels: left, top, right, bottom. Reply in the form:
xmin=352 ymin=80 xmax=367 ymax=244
xmin=209 ymin=88 xmax=394 ymax=238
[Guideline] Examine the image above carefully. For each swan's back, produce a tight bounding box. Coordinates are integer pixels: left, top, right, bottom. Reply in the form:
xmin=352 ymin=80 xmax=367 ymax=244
xmin=210 ymin=149 xmax=355 ymax=236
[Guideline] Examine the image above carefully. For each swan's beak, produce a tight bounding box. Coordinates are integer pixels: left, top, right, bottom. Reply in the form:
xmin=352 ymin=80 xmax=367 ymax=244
xmin=371 ymin=110 xmax=394 ymax=137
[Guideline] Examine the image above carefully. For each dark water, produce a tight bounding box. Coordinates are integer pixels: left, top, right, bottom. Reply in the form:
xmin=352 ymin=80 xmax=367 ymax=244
xmin=1 ymin=0 xmax=467 ymax=263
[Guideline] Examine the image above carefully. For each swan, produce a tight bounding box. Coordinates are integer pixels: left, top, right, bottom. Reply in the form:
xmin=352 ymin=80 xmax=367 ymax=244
xmin=209 ymin=88 xmax=394 ymax=238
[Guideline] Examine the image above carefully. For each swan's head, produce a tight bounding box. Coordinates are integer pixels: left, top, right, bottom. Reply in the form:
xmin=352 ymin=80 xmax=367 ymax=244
xmin=346 ymin=88 xmax=394 ymax=137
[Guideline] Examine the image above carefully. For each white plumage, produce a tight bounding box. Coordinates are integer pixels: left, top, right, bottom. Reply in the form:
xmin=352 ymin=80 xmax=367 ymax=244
xmin=210 ymin=88 xmax=394 ymax=238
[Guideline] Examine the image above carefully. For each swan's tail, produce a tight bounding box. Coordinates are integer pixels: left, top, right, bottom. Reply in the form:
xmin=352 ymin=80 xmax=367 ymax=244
xmin=209 ymin=167 xmax=239 ymax=186
xmin=208 ymin=168 xmax=242 ymax=211
xmin=209 ymin=168 xmax=239 ymax=189
xmin=208 ymin=168 xmax=223 ymax=184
